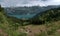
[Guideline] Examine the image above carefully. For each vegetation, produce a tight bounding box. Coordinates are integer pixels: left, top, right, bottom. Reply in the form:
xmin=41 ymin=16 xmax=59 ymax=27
xmin=0 ymin=5 xmax=60 ymax=36
xmin=30 ymin=7 xmax=60 ymax=24
xmin=0 ymin=5 xmax=27 ymax=36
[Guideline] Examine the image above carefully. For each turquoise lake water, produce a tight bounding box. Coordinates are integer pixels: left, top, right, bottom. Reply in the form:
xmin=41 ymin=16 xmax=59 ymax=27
xmin=9 ymin=14 xmax=36 ymax=19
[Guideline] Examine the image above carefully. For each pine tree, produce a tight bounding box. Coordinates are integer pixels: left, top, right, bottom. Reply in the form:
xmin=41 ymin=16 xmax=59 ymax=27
xmin=0 ymin=5 xmax=1 ymax=8
xmin=0 ymin=5 xmax=1 ymax=11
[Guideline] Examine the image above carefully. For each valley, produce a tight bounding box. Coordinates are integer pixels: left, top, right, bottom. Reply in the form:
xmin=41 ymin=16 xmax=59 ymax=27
xmin=0 ymin=5 xmax=60 ymax=36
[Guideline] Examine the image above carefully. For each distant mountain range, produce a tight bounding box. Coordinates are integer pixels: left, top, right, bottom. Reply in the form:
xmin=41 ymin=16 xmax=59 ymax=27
xmin=4 ymin=5 xmax=60 ymax=20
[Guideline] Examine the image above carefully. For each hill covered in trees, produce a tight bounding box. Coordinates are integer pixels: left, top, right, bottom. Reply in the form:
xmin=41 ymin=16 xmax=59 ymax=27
xmin=30 ymin=7 xmax=60 ymax=24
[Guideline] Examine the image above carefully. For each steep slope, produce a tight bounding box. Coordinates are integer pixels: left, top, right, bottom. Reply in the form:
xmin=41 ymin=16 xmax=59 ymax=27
xmin=30 ymin=7 xmax=60 ymax=24
xmin=0 ymin=8 xmax=28 ymax=36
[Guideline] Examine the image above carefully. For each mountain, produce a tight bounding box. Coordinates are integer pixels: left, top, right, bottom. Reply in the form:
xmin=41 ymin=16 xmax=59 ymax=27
xmin=4 ymin=5 xmax=60 ymax=20
xmin=30 ymin=7 xmax=60 ymax=24
xmin=3 ymin=5 xmax=60 ymax=24
xmin=1 ymin=5 xmax=60 ymax=36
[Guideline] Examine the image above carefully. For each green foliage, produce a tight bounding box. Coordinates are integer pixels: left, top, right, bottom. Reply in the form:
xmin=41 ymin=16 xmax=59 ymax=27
xmin=0 ymin=6 xmax=1 ymax=10
xmin=30 ymin=7 xmax=60 ymax=24
xmin=0 ymin=5 xmax=3 ymax=11
xmin=0 ymin=7 xmax=28 ymax=36
xmin=1 ymin=5 xmax=60 ymax=36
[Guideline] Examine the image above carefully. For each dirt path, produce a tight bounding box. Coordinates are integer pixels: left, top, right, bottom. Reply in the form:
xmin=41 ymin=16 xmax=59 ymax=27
xmin=18 ymin=25 xmax=46 ymax=36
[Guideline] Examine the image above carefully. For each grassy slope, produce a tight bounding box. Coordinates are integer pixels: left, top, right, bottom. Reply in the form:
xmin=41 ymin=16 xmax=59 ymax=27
xmin=0 ymin=7 xmax=60 ymax=36
xmin=25 ymin=7 xmax=60 ymax=36
xmin=23 ymin=21 xmax=60 ymax=36
xmin=0 ymin=10 xmax=27 ymax=36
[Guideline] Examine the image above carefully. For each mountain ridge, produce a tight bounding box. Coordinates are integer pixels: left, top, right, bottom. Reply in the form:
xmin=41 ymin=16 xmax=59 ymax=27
xmin=4 ymin=5 xmax=60 ymax=20
xmin=29 ymin=7 xmax=60 ymax=24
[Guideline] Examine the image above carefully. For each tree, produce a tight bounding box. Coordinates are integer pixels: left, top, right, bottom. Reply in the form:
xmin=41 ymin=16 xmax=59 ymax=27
xmin=0 ymin=5 xmax=1 ymax=8
xmin=0 ymin=5 xmax=1 ymax=11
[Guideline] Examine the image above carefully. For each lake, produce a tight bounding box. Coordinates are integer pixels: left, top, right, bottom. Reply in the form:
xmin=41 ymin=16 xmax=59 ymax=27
xmin=8 ymin=14 xmax=36 ymax=20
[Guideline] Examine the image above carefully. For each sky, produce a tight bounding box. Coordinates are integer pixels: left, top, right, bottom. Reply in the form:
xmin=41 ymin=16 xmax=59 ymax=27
xmin=0 ymin=0 xmax=60 ymax=7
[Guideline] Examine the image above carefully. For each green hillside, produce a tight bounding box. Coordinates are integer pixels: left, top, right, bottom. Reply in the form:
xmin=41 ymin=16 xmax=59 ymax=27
xmin=30 ymin=7 xmax=60 ymax=24
xmin=0 ymin=7 xmax=27 ymax=36
xmin=0 ymin=6 xmax=60 ymax=36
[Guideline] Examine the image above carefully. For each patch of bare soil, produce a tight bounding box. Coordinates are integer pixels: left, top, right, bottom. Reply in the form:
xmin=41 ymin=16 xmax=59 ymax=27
xmin=0 ymin=29 xmax=8 ymax=36
xmin=18 ymin=25 xmax=47 ymax=36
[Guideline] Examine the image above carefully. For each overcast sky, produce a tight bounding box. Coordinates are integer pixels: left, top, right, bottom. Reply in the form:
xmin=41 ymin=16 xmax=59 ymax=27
xmin=0 ymin=0 xmax=60 ymax=7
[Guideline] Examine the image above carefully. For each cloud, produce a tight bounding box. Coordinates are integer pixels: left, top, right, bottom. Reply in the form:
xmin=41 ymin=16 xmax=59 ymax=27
xmin=16 ymin=0 xmax=46 ymax=7
xmin=0 ymin=0 xmax=60 ymax=7
xmin=44 ymin=0 xmax=60 ymax=5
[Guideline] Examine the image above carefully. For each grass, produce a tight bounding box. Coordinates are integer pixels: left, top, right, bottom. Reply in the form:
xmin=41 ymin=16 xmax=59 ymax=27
xmin=0 ymin=11 xmax=60 ymax=36
xmin=0 ymin=17 xmax=60 ymax=36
